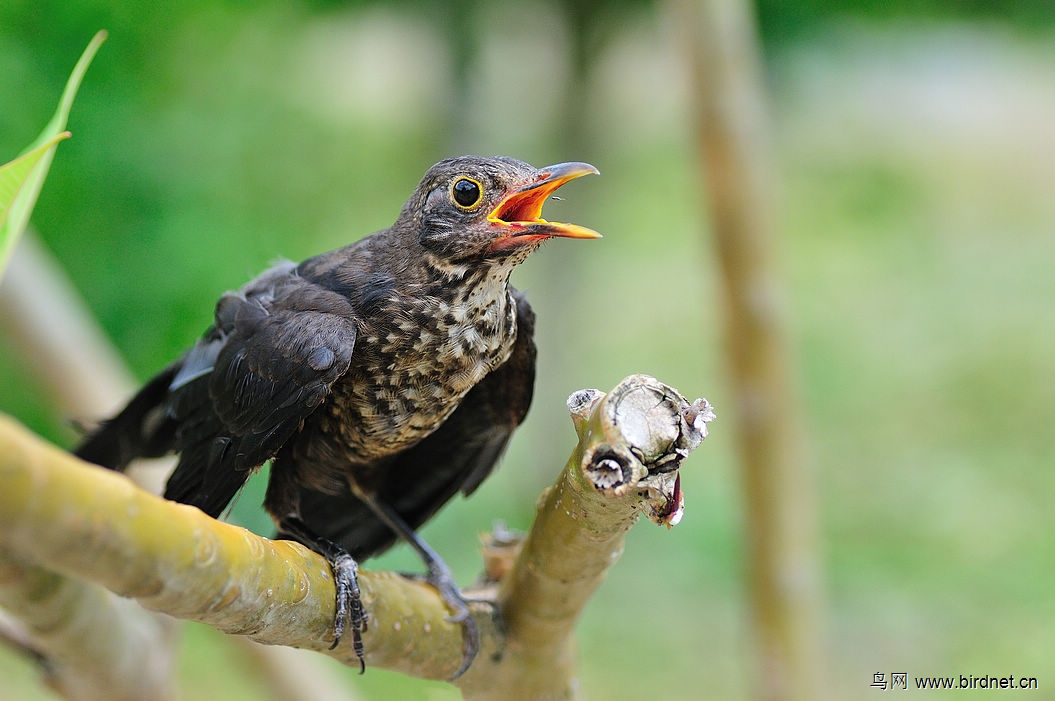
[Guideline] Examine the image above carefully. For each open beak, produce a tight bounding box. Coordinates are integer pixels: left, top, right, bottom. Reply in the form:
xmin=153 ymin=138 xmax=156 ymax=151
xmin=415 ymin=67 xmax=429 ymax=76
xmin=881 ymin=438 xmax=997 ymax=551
xmin=488 ymin=162 xmax=601 ymax=251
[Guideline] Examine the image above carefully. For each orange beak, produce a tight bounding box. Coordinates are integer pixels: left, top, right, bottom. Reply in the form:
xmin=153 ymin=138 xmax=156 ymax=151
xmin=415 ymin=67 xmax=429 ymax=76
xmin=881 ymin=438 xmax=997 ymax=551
xmin=488 ymin=162 xmax=601 ymax=251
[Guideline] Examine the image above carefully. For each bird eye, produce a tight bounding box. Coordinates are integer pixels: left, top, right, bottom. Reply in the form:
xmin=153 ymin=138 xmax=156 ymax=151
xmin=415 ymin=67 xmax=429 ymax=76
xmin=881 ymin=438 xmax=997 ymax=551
xmin=450 ymin=177 xmax=483 ymax=209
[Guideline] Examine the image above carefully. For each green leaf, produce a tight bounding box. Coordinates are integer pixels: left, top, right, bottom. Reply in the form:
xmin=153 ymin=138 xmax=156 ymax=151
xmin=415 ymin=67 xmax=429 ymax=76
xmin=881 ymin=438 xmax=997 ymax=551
xmin=0 ymin=30 xmax=107 ymax=279
xmin=0 ymin=133 xmax=71 ymax=233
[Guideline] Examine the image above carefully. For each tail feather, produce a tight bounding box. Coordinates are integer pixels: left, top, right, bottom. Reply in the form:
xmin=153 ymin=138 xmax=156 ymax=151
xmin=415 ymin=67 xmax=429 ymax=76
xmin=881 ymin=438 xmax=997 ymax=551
xmin=74 ymin=363 xmax=181 ymax=471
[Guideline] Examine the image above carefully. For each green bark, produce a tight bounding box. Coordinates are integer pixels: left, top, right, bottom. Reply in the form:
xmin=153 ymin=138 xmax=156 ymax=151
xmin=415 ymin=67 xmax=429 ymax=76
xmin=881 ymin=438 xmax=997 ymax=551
xmin=0 ymin=374 xmax=713 ymax=699
xmin=456 ymin=375 xmax=713 ymax=700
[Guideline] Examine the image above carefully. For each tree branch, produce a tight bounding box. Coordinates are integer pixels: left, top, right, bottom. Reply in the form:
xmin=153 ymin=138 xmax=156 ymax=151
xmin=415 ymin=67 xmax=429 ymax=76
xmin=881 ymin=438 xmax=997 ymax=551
xmin=0 ymin=551 xmax=177 ymax=701
xmin=0 ymin=232 xmax=361 ymax=701
xmin=456 ymin=376 xmax=713 ymax=700
xmin=0 ymin=374 xmax=713 ymax=698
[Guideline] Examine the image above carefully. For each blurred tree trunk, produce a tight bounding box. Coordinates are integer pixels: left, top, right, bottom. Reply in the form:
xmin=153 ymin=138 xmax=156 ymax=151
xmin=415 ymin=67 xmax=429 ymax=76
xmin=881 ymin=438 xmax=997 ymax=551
xmin=672 ymin=1 xmax=826 ymax=700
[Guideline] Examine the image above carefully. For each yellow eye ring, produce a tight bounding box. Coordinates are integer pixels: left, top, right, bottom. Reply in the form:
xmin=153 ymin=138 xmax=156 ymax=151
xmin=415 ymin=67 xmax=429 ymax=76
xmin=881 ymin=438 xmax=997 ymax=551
xmin=450 ymin=176 xmax=483 ymax=210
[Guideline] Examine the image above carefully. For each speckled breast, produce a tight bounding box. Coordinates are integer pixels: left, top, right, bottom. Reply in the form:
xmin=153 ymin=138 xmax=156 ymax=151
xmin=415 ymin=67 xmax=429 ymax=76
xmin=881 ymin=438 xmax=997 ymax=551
xmin=316 ymin=281 xmax=518 ymax=463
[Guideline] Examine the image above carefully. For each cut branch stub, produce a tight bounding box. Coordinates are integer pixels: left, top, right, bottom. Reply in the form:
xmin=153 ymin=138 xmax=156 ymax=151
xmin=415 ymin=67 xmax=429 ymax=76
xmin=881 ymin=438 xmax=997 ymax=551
xmin=472 ymin=375 xmax=714 ymax=700
xmin=574 ymin=374 xmax=715 ymax=526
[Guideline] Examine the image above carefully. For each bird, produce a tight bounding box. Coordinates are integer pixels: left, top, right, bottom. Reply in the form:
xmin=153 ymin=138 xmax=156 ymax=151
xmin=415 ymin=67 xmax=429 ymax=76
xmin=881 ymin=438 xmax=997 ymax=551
xmin=73 ymin=155 xmax=600 ymax=678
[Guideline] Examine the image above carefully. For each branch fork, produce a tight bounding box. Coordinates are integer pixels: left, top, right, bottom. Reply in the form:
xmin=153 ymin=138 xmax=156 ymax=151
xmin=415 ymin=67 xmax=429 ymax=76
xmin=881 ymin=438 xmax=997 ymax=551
xmin=0 ymin=374 xmax=714 ymax=700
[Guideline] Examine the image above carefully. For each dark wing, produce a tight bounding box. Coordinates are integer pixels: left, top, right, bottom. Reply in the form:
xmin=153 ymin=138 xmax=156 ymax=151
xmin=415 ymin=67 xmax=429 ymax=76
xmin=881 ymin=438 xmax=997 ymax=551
xmin=284 ymin=290 xmax=537 ymax=560
xmin=74 ymin=362 xmax=182 ymax=471
xmin=160 ymin=264 xmax=358 ymax=517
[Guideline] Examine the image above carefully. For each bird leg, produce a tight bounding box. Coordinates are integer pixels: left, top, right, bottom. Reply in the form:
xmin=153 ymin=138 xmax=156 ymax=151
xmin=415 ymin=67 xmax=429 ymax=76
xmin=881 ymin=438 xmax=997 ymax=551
xmin=353 ymin=490 xmax=480 ymax=680
xmin=277 ymin=515 xmax=367 ymax=673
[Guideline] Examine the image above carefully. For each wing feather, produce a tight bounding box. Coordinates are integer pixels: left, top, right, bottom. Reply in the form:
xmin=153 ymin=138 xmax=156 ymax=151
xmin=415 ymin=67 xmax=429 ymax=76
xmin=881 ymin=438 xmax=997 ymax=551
xmin=162 ymin=267 xmax=358 ymax=517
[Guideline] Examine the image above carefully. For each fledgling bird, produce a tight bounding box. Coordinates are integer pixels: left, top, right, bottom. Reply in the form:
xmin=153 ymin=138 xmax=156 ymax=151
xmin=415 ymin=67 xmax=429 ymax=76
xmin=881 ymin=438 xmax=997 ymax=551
xmin=74 ymin=155 xmax=599 ymax=677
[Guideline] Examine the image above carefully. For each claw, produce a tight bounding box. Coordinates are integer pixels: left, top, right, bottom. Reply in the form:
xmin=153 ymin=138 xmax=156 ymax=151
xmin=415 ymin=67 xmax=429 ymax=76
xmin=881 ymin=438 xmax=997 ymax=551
xmin=329 ymin=553 xmax=367 ymax=673
xmin=345 ymin=495 xmax=481 ymax=678
xmin=277 ymin=516 xmax=369 ymax=673
xmin=427 ymin=561 xmax=479 ymax=679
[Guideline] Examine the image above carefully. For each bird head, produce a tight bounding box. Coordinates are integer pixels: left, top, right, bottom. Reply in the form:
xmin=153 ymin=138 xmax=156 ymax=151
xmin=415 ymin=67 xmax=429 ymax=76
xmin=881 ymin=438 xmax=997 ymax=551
xmin=405 ymin=156 xmax=601 ymax=265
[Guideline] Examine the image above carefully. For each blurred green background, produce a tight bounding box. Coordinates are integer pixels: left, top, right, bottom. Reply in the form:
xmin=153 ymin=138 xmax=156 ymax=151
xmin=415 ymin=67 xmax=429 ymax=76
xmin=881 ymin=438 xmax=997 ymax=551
xmin=2 ymin=1 xmax=1054 ymax=699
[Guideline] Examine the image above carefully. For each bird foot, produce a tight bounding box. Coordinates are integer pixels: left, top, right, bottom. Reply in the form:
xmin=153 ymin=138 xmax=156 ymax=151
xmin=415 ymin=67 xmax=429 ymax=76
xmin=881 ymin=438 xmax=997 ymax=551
xmin=328 ymin=552 xmax=368 ymax=673
xmin=276 ymin=516 xmax=369 ymax=673
xmin=426 ymin=562 xmax=479 ymax=680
